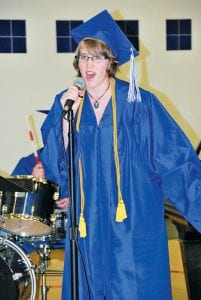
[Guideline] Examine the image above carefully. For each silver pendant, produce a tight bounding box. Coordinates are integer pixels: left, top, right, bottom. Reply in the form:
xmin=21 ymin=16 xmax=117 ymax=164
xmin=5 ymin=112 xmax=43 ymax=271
xmin=94 ymin=100 xmax=99 ymax=109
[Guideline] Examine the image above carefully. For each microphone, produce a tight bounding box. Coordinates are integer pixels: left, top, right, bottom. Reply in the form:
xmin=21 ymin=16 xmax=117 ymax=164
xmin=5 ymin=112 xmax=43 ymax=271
xmin=63 ymin=77 xmax=85 ymax=112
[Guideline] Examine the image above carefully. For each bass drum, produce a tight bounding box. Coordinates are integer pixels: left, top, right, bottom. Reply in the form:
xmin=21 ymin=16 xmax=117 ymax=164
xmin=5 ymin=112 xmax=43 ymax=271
xmin=0 ymin=237 xmax=36 ymax=300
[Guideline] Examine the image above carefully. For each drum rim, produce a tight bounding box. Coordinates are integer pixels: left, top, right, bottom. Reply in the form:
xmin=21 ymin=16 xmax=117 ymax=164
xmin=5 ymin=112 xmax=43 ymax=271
xmin=1 ymin=213 xmax=42 ymax=221
xmin=0 ymin=236 xmax=36 ymax=300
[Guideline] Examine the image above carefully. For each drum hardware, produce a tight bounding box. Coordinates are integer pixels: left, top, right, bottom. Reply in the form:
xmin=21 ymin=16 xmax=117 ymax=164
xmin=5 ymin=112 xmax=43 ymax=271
xmin=53 ymin=191 xmax=60 ymax=201
xmin=37 ymin=243 xmax=51 ymax=300
xmin=13 ymin=192 xmax=19 ymax=213
xmin=2 ymin=203 xmax=8 ymax=214
xmin=31 ymin=205 xmax=35 ymax=216
xmin=0 ymin=191 xmax=5 ymax=222
xmin=0 ymin=204 xmax=7 ymax=223
xmin=0 ymin=234 xmax=64 ymax=299
xmin=50 ymin=210 xmax=68 ymax=243
xmin=0 ymin=190 xmax=2 ymax=211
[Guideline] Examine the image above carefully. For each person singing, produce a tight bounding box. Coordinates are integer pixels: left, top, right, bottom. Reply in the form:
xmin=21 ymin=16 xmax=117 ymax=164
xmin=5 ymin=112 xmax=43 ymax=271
xmin=40 ymin=10 xmax=201 ymax=300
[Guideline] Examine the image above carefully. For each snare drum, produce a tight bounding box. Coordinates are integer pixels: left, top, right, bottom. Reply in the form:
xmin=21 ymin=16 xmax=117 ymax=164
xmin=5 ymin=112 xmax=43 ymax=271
xmin=0 ymin=176 xmax=59 ymax=237
xmin=0 ymin=237 xmax=36 ymax=300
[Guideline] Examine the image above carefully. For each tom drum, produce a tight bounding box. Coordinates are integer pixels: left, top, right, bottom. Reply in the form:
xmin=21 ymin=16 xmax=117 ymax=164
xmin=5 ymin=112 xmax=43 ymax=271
xmin=0 ymin=176 xmax=59 ymax=237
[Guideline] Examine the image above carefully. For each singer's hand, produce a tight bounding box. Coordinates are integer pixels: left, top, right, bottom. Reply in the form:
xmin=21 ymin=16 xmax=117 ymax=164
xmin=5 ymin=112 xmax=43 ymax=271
xmin=32 ymin=162 xmax=45 ymax=178
xmin=60 ymin=85 xmax=84 ymax=115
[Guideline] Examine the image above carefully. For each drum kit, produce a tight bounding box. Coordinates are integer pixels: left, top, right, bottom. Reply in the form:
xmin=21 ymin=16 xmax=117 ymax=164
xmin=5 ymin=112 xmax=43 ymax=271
xmin=0 ymin=175 xmax=67 ymax=300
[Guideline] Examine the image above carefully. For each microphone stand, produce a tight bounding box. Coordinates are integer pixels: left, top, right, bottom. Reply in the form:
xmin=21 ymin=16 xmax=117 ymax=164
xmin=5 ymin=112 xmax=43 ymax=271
xmin=64 ymin=107 xmax=79 ymax=300
xmin=196 ymin=140 xmax=201 ymax=156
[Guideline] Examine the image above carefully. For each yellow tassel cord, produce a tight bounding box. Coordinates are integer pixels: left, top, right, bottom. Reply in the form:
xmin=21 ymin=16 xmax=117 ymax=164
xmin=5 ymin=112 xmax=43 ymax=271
xmin=76 ymin=90 xmax=87 ymax=237
xmin=78 ymin=158 xmax=87 ymax=237
xmin=110 ymin=78 xmax=127 ymax=222
xmin=75 ymin=79 xmax=127 ymax=239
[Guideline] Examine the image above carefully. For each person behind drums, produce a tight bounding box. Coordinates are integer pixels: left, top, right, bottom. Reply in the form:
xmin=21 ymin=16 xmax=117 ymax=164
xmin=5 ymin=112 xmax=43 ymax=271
xmin=10 ymin=148 xmax=69 ymax=252
xmin=40 ymin=10 xmax=201 ymax=300
xmin=11 ymin=147 xmax=69 ymax=210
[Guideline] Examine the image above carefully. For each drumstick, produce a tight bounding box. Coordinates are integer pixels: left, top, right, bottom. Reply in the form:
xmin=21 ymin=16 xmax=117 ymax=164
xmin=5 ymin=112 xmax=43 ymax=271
xmin=25 ymin=114 xmax=40 ymax=164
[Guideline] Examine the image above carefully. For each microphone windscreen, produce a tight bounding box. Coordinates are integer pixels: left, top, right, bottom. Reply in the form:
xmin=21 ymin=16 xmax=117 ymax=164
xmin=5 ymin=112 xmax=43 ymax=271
xmin=73 ymin=77 xmax=85 ymax=90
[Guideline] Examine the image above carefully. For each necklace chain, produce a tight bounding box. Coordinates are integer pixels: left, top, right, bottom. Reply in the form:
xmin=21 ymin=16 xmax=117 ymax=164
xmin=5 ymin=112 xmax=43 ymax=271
xmin=87 ymin=82 xmax=110 ymax=109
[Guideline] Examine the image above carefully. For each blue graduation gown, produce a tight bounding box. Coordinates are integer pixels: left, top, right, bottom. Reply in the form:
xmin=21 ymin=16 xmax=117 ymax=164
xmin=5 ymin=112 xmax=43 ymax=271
xmin=11 ymin=149 xmax=43 ymax=176
xmin=41 ymin=78 xmax=201 ymax=300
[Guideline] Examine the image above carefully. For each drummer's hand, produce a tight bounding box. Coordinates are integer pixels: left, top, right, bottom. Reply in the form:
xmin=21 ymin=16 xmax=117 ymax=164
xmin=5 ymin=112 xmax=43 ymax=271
xmin=56 ymin=197 xmax=69 ymax=209
xmin=32 ymin=162 xmax=45 ymax=178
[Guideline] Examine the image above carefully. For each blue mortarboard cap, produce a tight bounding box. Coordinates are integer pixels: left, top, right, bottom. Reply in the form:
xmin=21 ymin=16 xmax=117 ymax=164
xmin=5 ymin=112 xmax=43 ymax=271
xmin=71 ymin=10 xmax=138 ymax=65
xmin=71 ymin=10 xmax=141 ymax=102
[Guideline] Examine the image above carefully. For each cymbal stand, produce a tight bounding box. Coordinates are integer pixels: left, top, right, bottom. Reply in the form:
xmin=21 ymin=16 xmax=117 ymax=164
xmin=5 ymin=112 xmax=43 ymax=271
xmin=37 ymin=243 xmax=51 ymax=300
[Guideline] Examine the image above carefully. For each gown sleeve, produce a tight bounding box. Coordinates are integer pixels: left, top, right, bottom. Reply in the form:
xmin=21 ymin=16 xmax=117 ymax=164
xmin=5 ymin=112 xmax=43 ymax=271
xmin=40 ymin=91 xmax=69 ymax=199
xmin=41 ymin=90 xmax=66 ymax=144
xmin=11 ymin=149 xmax=43 ymax=176
xmin=140 ymin=90 xmax=201 ymax=232
xmin=11 ymin=155 xmax=36 ymax=175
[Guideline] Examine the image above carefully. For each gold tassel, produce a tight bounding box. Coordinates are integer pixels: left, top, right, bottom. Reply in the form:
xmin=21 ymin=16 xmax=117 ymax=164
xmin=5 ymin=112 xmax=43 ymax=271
xmin=116 ymin=198 xmax=127 ymax=222
xmin=78 ymin=213 xmax=87 ymax=237
xmin=76 ymin=79 xmax=128 ymax=235
xmin=111 ymin=78 xmax=127 ymax=223
xmin=78 ymin=158 xmax=87 ymax=238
